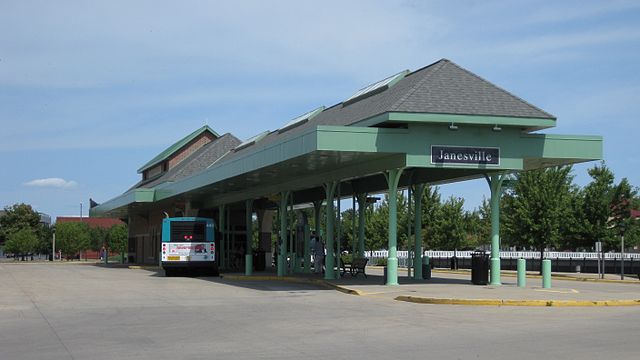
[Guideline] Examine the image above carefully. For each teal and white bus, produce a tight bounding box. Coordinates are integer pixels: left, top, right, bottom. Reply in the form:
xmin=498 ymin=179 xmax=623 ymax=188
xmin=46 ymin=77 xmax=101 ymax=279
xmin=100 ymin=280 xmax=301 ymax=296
xmin=161 ymin=217 xmax=218 ymax=276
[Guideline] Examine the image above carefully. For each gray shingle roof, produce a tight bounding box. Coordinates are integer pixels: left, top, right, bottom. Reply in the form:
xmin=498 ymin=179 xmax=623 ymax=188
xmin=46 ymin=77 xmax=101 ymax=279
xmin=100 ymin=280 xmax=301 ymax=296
xmin=389 ymin=59 xmax=555 ymax=118
xmin=219 ymin=58 xmax=555 ymax=165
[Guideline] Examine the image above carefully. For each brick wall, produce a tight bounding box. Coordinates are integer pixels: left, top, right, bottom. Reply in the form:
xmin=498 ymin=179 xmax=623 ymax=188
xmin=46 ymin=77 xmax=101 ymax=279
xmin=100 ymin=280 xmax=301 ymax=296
xmin=167 ymin=133 xmax=215 ymax=170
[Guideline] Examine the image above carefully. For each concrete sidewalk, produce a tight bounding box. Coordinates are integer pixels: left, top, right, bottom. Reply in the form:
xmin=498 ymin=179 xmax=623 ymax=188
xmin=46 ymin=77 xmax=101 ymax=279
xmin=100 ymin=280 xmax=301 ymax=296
xmin=222 ymin=266 xmax=640 ymax=306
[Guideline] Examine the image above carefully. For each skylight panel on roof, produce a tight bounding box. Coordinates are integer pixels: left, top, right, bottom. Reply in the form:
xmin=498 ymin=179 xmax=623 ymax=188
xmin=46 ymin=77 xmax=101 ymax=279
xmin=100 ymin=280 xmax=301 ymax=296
xmin=343 ymin=70 xmax=410 ymax=106
xmin=234 ymin=131 xmax=270 ymax=151
xmin=278 ymin=106 xmax=325 ymax=134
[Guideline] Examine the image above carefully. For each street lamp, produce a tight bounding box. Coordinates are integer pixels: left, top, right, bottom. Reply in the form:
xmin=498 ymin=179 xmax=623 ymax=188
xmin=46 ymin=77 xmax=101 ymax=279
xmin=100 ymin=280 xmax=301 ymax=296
xmin=619 ymin=222 xmax=626 ymax=280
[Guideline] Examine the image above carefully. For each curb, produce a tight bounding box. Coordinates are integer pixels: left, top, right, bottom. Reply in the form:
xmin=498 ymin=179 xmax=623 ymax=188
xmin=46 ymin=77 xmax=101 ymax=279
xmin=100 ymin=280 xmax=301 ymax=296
xmin=128 ymin=265 xmax=160 ymax=270
xmin=0 ymin=261 xmax=99 ymax=266
xmin=395 ymin=295 xmax=640 ymax=307
xmin=429 ymin=268 xmax=640 ymax=285
xmin=176 ymin=273 xmax=640 ymax=307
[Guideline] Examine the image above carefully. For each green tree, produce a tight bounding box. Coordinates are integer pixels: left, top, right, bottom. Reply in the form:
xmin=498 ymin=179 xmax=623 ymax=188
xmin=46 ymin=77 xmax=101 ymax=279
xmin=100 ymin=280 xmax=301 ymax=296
xmin=581 ymin=162 xmax=616 ymax=250
xmin=463 ymin=208 xmax=487 ymax=250
xmin=34 ymin=223 xmax=53 ymax=255
xmin=107 ymin=224 xmax=128 ymax=263
xmin=89 ymin=226 xmax=108 ymax=252
xmin=0 ymin=203 xmax=41 ymax=244
xmin=609 ymin=178 xmax=639 ymax=250
xmin=419 ymin=185 xmax=441 ymax=250
xmin=365 ymin=195 xmax=390 ymax=251
xmin=56 ymin=222 xmax=91 ymax=259
xmin=502 ymin=166 xmax=575 ymax=266
xmin=5 ymin=228 xmax=39 ymax=259
xmin=432 ymin=196 xmax=466 ymax=251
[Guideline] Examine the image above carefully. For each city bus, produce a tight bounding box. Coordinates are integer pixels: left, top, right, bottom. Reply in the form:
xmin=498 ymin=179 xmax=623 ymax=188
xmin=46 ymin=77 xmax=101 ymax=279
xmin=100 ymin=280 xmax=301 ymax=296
xmin=161 ymin=217 xmax=218 ymax=276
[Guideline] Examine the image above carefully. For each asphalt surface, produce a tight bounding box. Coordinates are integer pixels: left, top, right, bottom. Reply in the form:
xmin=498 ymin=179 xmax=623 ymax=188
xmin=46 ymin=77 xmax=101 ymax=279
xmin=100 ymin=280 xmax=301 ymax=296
xmin=1 ymin=262 xmax=640 ymax=360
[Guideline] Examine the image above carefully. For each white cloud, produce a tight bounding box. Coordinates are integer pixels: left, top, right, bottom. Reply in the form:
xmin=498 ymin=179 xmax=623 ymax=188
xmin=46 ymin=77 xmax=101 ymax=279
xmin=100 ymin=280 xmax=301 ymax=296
xmin=24 ymin=178 xmax=78 ymax=189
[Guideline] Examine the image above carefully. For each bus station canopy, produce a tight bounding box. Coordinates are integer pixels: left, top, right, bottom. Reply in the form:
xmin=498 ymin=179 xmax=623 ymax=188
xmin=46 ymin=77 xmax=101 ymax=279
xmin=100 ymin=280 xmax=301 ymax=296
xmin=91 ymin=58 xmax=602 ymax=218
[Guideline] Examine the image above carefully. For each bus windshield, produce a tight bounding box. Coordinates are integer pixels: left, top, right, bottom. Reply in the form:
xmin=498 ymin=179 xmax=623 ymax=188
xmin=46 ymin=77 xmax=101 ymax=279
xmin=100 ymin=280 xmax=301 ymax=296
xmin=169 ymin=221 xmax=207 ymax=242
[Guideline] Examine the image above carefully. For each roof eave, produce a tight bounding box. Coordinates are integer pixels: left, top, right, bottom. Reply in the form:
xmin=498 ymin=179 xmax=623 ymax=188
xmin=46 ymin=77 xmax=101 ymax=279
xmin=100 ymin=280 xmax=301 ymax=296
xmin=352 ymin=112 xmax=556 ymax=132
xmin=89 ymin=188 xmax=155 ymax=218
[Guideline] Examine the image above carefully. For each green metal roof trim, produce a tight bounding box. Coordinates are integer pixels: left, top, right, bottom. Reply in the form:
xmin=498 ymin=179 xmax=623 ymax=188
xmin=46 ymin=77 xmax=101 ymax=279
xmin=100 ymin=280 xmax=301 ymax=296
xmin=155 ymin=125 xmax=601 ymax=197
xmin=353 ymin=112 xmax=557 ymax=132
xmin=92 ymin=124 xmax=603 ymax=215
xmin=137 ymin=125 xmax=220 ymax=174
xmin=89 ymin=188 xmax=155 ymax=217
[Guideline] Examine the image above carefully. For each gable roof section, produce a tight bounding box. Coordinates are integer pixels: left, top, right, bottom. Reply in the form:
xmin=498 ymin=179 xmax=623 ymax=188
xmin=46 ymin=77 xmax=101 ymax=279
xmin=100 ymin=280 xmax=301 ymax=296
xmin=137 ymin=125 xmax=221 ymax=174
xmin=388 ymin=59 xmax=555 ymax=119
xmin=217 ymin=59 xmax=555 ymax=164
xmin=135 ymin=133 xmax=241 ymax=189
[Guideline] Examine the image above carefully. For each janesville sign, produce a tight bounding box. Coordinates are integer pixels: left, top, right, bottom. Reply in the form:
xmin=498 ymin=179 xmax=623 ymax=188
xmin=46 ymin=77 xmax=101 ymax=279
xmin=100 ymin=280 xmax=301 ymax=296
xmin=431 ymin=145 xmax=500 ymax=165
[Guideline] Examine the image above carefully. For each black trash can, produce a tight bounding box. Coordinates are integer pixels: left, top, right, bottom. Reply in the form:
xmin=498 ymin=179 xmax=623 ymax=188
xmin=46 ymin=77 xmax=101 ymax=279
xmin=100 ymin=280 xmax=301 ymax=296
xmin=422 ymin=264 xmax=431 ymax=280
xmin=253 ymin=250 xmax=266 ymax=271
xmin=471 ymin=251 xmax=489 ymax=285
xmin=383 ymin=266 xmax=387 ymax=284
xmin=422 ymin=256 xmax=431 ymax=279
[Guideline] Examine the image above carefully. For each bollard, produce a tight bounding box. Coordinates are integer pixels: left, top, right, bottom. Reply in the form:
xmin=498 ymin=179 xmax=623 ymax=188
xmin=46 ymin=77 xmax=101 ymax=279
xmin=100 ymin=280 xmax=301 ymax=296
xmin=245 ymin=254 xmax=253 ymax=276
xmin=542 ymin=259 xmax=551 ymax=289
xmin=517 ymin=258 xmax=526 ymax=287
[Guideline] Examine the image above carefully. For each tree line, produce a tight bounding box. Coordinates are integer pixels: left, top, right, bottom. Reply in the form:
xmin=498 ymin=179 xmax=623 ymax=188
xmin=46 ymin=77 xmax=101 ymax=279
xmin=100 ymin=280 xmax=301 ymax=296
xmin=312 ymin=162 xmax=638 ymax=254
xmin=0 ymin=204 xmax=128 ymax=261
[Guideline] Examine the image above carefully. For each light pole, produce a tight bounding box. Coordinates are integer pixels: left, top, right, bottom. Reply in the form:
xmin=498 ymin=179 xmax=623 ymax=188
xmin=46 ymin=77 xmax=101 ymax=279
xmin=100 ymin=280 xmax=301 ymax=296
xmin=620 ymin=223 xmax=625 ymax=280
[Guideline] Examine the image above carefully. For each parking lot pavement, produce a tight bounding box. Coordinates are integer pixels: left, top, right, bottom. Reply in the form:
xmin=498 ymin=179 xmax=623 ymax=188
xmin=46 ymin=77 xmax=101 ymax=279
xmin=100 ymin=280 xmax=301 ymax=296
xmin=2 ymin=263 xmax=640 ymax=360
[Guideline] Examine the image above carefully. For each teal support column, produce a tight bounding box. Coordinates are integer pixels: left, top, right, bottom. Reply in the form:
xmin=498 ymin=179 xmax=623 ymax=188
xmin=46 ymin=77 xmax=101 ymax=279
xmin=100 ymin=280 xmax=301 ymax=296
xmin=303 ymin=223 xmax=310 ymax=273
xmin=384 ymin=168 xmax=404 ymax=286
xmin=542 ymin=259 xmax=551 ymax=288
xmin=323 ymin=182 xmax=338 ymax=280
xmin=225 ymin=206 xmax=231 ymax=269
xmin=313 ymin=201 xmax=322 ymax=239
xmin=487 ymin=174 xmax=505 ymax=286
xmin=517 ymin=258 xmax=526 ymax=287
xmin=218 ymin=204 xmax=225 ymax=269
xmin=336 ymin=183 xmax=341 ymax=278
xmin=413 ymin=184 xmax=425 ymax=280
xmin=407 ymin=185 xmax=412 ymax=278
xmin=245 ymin=199 xmax=253 ymax=276
xmin=313 ymin=200 xmax=322 ymax=273
xmin=357 ymin=193 xmax=367 ymax=258
xmin=352 ymin=195 xmax=357 ymax=255
xmin=288 ymin=195 xmax=295 ymax=275
xmin=278 ymin=191 xmax=290 ymax=277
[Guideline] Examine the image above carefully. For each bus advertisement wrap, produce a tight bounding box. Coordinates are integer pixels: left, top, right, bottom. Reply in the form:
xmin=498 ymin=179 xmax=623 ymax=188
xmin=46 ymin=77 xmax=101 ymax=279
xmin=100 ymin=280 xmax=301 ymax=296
xmin=161 ymin=242 xmax=215 ymax=262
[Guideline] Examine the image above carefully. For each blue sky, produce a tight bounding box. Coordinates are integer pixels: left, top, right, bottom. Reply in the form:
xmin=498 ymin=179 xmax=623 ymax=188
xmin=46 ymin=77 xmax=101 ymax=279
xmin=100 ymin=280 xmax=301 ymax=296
xmin=1 ymin=0 xmax=639 ymax=219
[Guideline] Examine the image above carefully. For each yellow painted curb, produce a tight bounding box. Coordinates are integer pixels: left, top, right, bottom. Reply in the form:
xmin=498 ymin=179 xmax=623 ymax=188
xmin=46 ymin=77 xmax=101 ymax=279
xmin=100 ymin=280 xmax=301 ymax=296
xmin=429 ymin=269 xmax=640 ymax=284
xmin=128 ymin=265 xmax=160 ymax=270
xmin=395 ymin=295 xmax=640 ymax=307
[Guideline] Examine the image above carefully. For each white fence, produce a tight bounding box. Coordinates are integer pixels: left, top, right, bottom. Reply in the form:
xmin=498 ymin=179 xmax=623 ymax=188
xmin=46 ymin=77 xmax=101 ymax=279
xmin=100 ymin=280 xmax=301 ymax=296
xmin=365 ymin=250 xmax=640 ymax=260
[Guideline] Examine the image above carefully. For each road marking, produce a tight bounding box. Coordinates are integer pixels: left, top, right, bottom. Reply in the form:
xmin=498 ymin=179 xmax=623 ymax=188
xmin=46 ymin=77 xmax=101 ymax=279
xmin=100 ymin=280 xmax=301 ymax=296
xmin=534 ymin=288 xmax=579 ymax=294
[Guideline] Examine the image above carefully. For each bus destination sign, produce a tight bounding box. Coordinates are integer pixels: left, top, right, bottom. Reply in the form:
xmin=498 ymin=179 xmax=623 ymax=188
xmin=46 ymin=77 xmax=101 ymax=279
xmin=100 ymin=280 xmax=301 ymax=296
xmin=431 ymin=145 xmax=500 ymax=166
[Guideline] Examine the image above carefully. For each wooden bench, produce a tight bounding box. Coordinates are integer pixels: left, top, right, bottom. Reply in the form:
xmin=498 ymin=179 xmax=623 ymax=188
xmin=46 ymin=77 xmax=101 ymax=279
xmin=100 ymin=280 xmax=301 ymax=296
xmin=341 ymin=257 xmax=368 ymax=278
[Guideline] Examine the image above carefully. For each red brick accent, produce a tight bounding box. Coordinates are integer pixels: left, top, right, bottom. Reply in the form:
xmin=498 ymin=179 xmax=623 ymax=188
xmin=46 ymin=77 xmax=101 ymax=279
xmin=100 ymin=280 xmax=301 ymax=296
xmin=167 ymin=133 xmax=215 ymax=170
